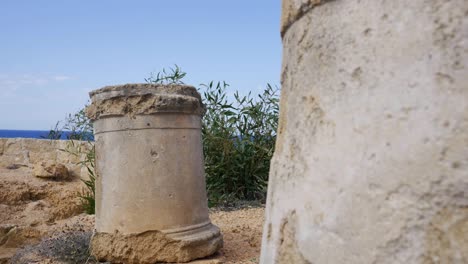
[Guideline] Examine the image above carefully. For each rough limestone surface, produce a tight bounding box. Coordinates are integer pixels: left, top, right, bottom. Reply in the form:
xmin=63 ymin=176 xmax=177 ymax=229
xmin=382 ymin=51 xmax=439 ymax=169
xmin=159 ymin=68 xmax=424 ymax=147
xmin=280 ymin=0 xmax=325 ymax=36
xmin=91 ymin=228 xmax=223 ymax=264
xmin=33 ymin=161 xmax=70 ymax=180
xmin=261 ymin=0 xmax=468 ymax=263
xmin=85 ymin=83 xmax=205 ymax=120
xmin=87 ymin=84 xmax=222 ymax=263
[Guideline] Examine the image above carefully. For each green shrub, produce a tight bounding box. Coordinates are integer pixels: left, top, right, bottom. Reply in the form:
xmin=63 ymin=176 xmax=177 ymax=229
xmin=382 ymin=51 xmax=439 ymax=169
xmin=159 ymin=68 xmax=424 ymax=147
xmin=42 ymin=121 xmax=63 ymax=140
xmin=52 ymin=106 xmax=96 ymax=214
xmin=44 ymin=108 xmax=93 ymax=141
xmin=200 ymin=81 xmax=279 ymax=206
xmin=64 ymin=139 xmax=96 ymax=215
xmin=62 ymin=107 xmax=94 ymax=141
xmin=144 ymin=64 xmax=186 ymax=84
xmin=64 ymin=108 xmax=95 ymax=214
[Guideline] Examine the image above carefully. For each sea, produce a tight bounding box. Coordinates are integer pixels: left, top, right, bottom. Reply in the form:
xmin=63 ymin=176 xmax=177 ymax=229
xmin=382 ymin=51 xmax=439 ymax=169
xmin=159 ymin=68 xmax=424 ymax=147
xmin=0 ymin=130 xmax=89 ymax=140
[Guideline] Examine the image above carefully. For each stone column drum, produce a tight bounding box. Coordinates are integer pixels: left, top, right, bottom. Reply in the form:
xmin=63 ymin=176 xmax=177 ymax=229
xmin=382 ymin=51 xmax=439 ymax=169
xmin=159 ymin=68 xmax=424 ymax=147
xmin=86 ymin=84 xmax=222 ymax=263
xmin=261 ymin=0 xmax=468 ymax=263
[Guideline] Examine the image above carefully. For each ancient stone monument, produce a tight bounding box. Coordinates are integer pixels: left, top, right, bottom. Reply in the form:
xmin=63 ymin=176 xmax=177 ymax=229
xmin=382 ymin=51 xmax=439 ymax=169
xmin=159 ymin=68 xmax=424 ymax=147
xmin=86 ymin=84 xmax=222 ymax=263
xmin=261 ymin=0 xmax=468 ymax=263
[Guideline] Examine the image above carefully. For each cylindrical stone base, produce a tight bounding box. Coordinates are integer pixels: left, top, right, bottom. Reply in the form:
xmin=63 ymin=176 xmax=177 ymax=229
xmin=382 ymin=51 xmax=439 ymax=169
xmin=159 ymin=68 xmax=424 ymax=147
xmin=86 ymin=84 xmax=222 ymax=263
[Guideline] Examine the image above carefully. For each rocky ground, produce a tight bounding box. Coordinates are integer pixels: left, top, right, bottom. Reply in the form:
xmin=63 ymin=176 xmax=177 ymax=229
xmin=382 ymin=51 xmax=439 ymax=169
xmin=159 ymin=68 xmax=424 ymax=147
xmin=0 ymin=165 xmax=85 ymax=263
xmin=0 ymin=165 xmax=265 ymax=263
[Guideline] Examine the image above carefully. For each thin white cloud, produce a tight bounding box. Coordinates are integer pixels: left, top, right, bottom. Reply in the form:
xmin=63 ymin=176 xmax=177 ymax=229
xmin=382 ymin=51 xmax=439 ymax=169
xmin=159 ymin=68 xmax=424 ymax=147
xmin=53 ymin=75 xmax=71 ymax=81
xmin=0 ymin=73 xmax=73 ymax=94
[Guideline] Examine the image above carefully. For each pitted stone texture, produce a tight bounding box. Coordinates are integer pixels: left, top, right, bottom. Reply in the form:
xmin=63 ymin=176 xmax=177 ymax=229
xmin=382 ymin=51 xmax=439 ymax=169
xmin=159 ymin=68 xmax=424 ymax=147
xmin=86 ymin=83 xmax=205 ymax=120
xmin=91 ymin=225 xmax=223 ymax=264
xmin=262 ymin=0 xmax=468 ymax=263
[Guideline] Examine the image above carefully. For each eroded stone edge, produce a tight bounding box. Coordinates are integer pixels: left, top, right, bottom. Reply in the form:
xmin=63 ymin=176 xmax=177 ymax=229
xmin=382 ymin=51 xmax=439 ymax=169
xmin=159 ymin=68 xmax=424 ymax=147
xmin=91 ymin=229 xmax=223 ymax=263
xmin=276 ymin=211 xmax=310 ymax=264
xmin=85 ymin=93 xmax=205 ymax=121
xmin=281 ymin=0 xmax=334 ymax=37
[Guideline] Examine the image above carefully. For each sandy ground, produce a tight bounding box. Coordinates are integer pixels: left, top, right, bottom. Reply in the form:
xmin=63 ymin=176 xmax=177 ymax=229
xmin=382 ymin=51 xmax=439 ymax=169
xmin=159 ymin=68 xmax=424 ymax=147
xmin=0 ymin=166 xmax=265 ymax=263
xmin=7 ymin=208 xmax=265 ymax=264
xmin=210 ymin=207 xmax=264 ymax=263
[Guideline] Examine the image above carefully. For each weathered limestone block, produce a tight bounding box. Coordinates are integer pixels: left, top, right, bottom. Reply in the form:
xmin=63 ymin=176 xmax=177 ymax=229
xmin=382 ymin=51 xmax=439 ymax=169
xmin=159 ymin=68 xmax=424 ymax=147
xmin=262 ymin=0 xmax=468 ymax=263
xmin=91 ymin=228 xmax=222 ymax=264
xmin=87 ymin=84 xmax=222 ymax=263
xmin=26 ymin=139 xmax=58 ymax=165
xmin=33 ymin=161 xmax=70 ymax=180
xmin=1 ymin=138 xmax=29 ymax=166
xmin=54 ymin=140 xmax=93 ymax=179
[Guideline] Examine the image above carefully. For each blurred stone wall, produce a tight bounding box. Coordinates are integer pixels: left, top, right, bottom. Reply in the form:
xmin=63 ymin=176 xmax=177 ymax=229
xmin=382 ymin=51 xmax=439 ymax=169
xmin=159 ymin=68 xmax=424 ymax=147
xmin=0 ymin=138 xmax=91 ymax=179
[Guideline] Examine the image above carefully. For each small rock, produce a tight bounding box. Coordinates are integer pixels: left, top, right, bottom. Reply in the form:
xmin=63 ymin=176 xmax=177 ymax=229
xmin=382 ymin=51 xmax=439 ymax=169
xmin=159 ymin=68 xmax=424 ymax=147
xmin=6 ymin=164 xmax=21 ymax=170
xmin=33 ymin=162 xmax=70 ymax=180
xmin=0 ymin=224 xmax=17 ymax=246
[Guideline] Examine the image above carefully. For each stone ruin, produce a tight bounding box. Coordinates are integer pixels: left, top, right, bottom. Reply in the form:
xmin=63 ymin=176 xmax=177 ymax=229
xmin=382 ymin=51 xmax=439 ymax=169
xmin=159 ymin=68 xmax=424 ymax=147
xmin=86 ymin=84 xmax=223 ymax=263
xmin=2 ymin=0 xmax=467 ymax=263
xmin=261 ymin=0 xmax=468 ymax=263
xmin=80 ymin=1 xmax=468 ymax=262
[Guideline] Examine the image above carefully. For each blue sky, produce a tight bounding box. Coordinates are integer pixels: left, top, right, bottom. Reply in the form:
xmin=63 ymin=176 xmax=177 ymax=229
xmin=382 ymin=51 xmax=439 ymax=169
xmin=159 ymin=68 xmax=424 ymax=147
xmin=0 ymin=1 xmax=282 ymax=130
